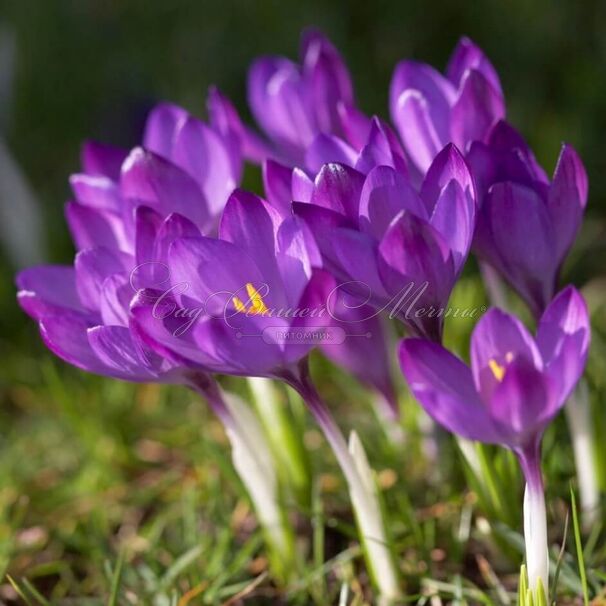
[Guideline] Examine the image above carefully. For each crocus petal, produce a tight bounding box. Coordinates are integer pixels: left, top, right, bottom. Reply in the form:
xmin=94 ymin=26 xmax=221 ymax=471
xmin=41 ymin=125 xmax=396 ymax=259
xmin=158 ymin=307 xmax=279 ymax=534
xmin=355 ymin=117 xmax=407 ymax=176
xmin=450 ymin=70 xmax=505 ymax=150
xmin=293 ymin=201 xmax=352 ymax=271
xmin=65 ymin=201 xmax=130 ymax=252
xmin=263 ymin=159 xmax=293 ymax=217
xmin=390 ymin=60 xmax=455 ymax=144
xmin=489 ymin=358 xmax=556 ymax=445
xmin=81 ymin=141 xmax=128 ymax=180
xmin=172 ymin=116 xmax=239 ymax=216
xmin=391 ymin=91 xmax=443 ymax=174
xmin=219 ymin=190 xmax=285 ymax=300
xmin=301 ymin=28 xmax=354 ymax=133
xmin=99 ymin=273 xmax=132 ymax=327
xmin=292 ymin=167 xmax=314 ymax=202
xmin=332 ymin=228 xmax=388 ymax=302
xmin=547 ymin=144 xmax=589 ymax=263
xmin=16 ymin=265 xmax=83 ymax=319
xmin=120 ymin=147 xmax=211 ymax=230
xmin=399 ymin=338 xmax=502 ymax=443
xmin=446 ymin=37 xmax=502 ymax=94
xmin=207 ymin=86 xmax=272 ymax=165
xmin=75 ymin=247 xmax=133 ymax=312
xmin=88 ymin=325 xmax=161 ymax=381
xmin=470 ymin=308 xmax=542 ymax=403
xmin=305 ymin=134 xmax=357 ymax=174
xmin=429 ymin=180 xmax=474 ymax=273
xmin=152 ymin=212 xmax=201 ymax=267
xmin=359 ymin=166 xmax=426 ymax=240
xmin=135 ymin=205 xmax=164 ymax=266
xmin=337 ymin=102 xmax=372 ymax=150
xmin=476 ymin=182 xmax=556 ymax=316
xmin=321 ymin=298 xmax=398 ymax=418
xmin=310 ymin=163 xmax=365 ymax=221
xmin=420 ymin=143 xmax=475 ymax=212
xmin=276 ymin=216 xmax=317 ymax=306
xmin=39 ymin=313 xmax=109 ymax=376
xmin=536 ymin=286 xmax=590 ymax=400
xmin=143 ymin=102 xmax=189 ymax=159
xmin=69 ymin=174 xmax=121 ymax=212
xmin=168 ymin=236 xmax=265 ymax=314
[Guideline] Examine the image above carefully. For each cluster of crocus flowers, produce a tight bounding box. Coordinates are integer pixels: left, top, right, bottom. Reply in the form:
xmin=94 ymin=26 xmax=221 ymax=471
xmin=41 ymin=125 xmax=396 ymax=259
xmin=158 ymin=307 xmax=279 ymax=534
xmin=16 ymin=28 xmax=593 ymax=601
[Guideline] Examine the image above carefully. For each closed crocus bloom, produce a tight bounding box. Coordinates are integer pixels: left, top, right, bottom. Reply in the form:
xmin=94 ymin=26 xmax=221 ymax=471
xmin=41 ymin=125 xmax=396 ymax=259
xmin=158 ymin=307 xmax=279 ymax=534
xmin=399 ymin=286 xmax=590 ymax=597
xmin=469 ymin=120 xmax=588 ymax=318
xmin=390 ymin=37 xmax=504 ymax=178
xmin=294 ymin=144 xmax=476 ymax=341
xmin=247 ymin=29 xmax=354 ymax=163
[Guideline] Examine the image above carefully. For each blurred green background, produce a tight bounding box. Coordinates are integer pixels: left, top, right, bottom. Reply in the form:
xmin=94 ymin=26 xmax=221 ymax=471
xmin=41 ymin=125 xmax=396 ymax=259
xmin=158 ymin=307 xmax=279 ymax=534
xmin=1 ymin=1 xmax=605 ymax=602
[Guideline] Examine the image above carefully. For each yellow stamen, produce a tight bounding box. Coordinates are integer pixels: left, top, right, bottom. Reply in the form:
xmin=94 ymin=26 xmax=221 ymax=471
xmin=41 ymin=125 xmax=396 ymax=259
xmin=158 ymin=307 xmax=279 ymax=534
xmin=232 ymin=283 xmax=269 ymax=315
xmin=232 ymin=296 xmax=247 ymax=313
xmin=488 ymin=352 xmax=514 ymax=382
xmin=488 ymin=359 xmax=506 ymax=382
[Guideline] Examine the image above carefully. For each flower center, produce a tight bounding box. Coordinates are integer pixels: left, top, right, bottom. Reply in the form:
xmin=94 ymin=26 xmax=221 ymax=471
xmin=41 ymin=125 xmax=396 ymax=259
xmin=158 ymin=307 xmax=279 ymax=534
xmin=232 ymin=283 xmax=269 ymax=316
xmin=488 ymin=352 xmax=514 ymax=382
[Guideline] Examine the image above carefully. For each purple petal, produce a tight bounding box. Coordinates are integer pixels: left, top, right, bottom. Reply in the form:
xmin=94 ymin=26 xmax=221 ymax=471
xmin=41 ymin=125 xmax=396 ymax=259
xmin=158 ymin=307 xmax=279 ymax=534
xmin=450 ymin=70 xmax=505 ymax=150
xmin=16 ymin=265 xmax=83 ymax=320
xmin=355 ymin=117 xmax=408 ymax=176
xmin=39 ymin=313 xmax=110 ymax=376
xmin=81 ymin=141 xmax=128 ymax=180
xmin=172 ymin=116 xmax=239 ymax=216
xmin=301 ymin=29 xmax=354 ymax=133
xmin=292 ymin=167 xmax=314 ymax=202
xmin=359 ymin=166 xmax=426 ymax=240
xmin=446 ymin=37 xmax=502 ymax=94
xmin=310 ymin=163 xmax=365 ymax=221
xmin=218 ymin=190 xmax=284 ymax=297
xmin=536 ymin=286 xmax=590 ymax=400
xmin=75 ymin=247 xmax=133 ymax=312
xmin=143 ymin=102 xmax=189 ymax=159
xmin=305 ymin=134 xmax=357 ymax=174
xmin=332 ymin=228 xmax=389 ymax=302
xmin=263 ymin=159 xmax=293 ymax=217
xmin=66 ymin=201 xmax=131 ymax=253
xmin=489 ymin=358 xmax=556 ymax=446
xmin=429 ymin=180 xmax=475 ymax=273
xmin=337 ymin=102 xmax=372 ymax=150
xmin=207 ymin=86 xmax=272 ymax=165
xmin=135 ymin=205 xmax=164 ymax=266
xmin=470 ymin=308 xmax=542 ymax=403
xmin=120 ymin=147 xmax=211 ymax=230
xmin=399 ymin=338 xmax=502 ymax=443
xmin=99 ymin=273 xmax=133 ymax=326
xmin=420 ymin=143 xmax=475 ymax=212
xmin=88 ymin=325 xmax=161 ymax=381
xmin=70 ymin=174 xmax=121 ymax=212
xmin=391 ymin=91 xmax=443 ymax=174
xmin=390 ymin=60 xmax=456 ymax=143
xmin=475 ymin=182 xmax=556 ymax=316
xmin=547 ymin=144 xmax=588 ymax=262
xmin=168 ymin=236 xmax=266 ymax=314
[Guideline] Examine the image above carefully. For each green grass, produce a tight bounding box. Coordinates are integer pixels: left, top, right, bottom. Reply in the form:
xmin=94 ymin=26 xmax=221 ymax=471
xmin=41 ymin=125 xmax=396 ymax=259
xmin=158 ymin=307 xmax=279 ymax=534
xmin=1 ymin=301 xmax=605 ymax=604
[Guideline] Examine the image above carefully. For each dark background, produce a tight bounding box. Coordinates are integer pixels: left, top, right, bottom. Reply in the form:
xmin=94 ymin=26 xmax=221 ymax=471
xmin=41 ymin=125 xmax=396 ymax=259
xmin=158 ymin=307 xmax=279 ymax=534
xmin=1 ymin=0 xmax=605 ymax=340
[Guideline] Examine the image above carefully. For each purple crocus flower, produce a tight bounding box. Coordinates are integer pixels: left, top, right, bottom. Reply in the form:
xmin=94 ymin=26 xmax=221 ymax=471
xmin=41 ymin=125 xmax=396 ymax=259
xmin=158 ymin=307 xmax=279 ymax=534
xmin=294 ymin=144 xmax=476 ymax=341
xmin=468 ymin=120 xmax=588 ymax=318
xmin=17 ymin=101 xmax=242 ymax=414
xmin=239 ymin=29 xmax=354 ymax=164
xmin=399 ymin=286 xmax=591 ymax=595
xmin=390 ymin=37 xmax=504 ymax=179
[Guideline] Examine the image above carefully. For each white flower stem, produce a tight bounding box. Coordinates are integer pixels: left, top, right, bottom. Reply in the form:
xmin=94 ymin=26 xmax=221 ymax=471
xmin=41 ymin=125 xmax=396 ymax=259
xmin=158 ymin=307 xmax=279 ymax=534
xmin=283 ymin=362 xmax=401 ymax=602
xmin=517 ymin=443 xmax=549 ymax=600
xmin=187 ymin=373 xmax=297 ymax=583
xmin=565 ymin=380 xmax=600 ymax=529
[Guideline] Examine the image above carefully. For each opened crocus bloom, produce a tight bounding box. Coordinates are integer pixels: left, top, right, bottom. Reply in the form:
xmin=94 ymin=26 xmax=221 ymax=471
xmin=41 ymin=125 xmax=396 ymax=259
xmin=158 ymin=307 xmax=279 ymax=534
xmin=294 ymin=144 xmax=476 ymax=341
xmin=390 ymin=37 xmax=505 ymax=180
xmin=399 ymin=286 xmax=590 ymax=595
xmin=469 ymin=120 xmax=588 ymax=318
